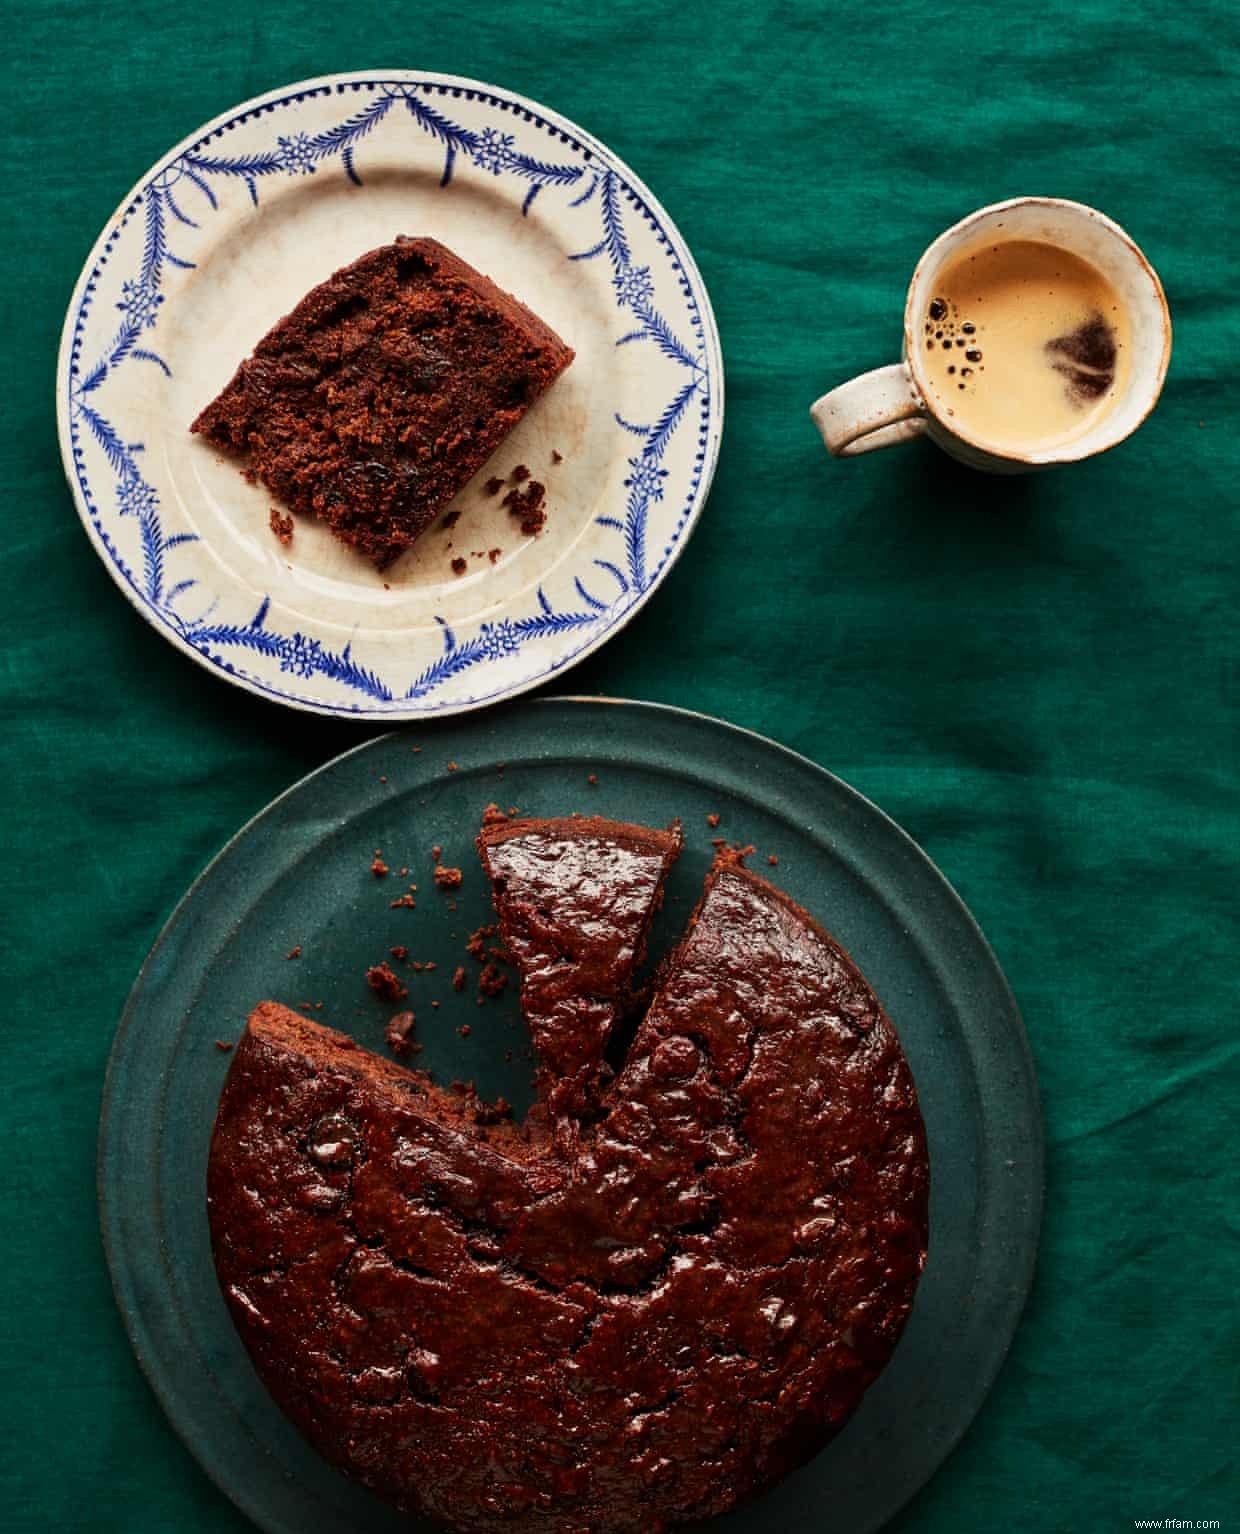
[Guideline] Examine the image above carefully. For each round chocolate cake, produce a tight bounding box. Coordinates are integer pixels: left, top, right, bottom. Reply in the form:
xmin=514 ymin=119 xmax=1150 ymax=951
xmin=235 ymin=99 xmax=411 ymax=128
xmin=208 ymin=819 xmax=929 ymax=1532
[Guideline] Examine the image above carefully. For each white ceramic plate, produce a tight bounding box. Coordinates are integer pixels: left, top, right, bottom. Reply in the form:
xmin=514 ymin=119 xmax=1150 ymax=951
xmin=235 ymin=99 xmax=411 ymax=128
xmin=58 ymin=73 xmax=723 ymax=717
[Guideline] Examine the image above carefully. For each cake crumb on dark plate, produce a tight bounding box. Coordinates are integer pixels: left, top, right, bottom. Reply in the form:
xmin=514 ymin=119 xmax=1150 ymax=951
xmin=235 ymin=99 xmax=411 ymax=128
xmin=706 ymin=813 xmax=721 ymax=828
xmin=389 ymin=893 xmax=417 ymax=909
xmin=768 ymin=854 xmax=779 ymax=866
xmin=435 ymin=865 xmax=463 ymax=891
xmin=371 ymin=855 xmax=389 ymax=878
xmin=447 ymin=762 xmax=459 ymax=773
xmin=390 ymin=945 xmax=409 ymax=961
xmin=452 ymin=965 xmax=467 ymax=992
xmin=467 ymin=924 xmax=497 ymax=960
xmin=478 ymin=962 xmax=508 ymax=998
xmin=285 ymin=946 xmax=301 ymax=960
xmin=431 ymin=845 xmax=442 ymax=863
xmin=385 ymin=1010 xmax=418 ymax=1055
xmin=587 ymin=773 xmax=598 ymax=786
xmin=459 ymin=1024 xmax=472 ymax=1038
xmin=268 ymin=507 xmax=294 ymax=546
xmin=367 ymin=962 xmax=408 ymax=1003
xmin=215 ymin=1039 xmax=234 ymax=1052
xmin=481 ymin=803 xmax=508 ymax=826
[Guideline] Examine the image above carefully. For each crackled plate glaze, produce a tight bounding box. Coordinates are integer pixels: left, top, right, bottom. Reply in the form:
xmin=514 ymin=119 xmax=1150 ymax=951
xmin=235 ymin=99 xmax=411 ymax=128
xmin=58 ymin=74 xmax=722 ymax=717
xmin=99 ymin=699 xmax=1042 ymax=1534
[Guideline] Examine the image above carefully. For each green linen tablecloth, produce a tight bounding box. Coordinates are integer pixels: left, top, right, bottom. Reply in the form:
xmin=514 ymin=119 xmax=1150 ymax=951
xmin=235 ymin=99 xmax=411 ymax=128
xmin=2 ymin=0 xmax=1236 ymax=1528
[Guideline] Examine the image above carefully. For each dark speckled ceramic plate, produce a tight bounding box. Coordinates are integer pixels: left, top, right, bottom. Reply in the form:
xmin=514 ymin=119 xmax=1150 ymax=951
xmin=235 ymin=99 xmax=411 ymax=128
xmin=98 ymin=698 xmax=1042 ymax=1534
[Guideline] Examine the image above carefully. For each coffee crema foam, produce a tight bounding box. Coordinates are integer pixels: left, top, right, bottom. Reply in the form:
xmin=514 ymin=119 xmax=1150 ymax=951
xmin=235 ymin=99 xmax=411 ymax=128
xmin=918 ymin=239 xmax=1131 ymax=455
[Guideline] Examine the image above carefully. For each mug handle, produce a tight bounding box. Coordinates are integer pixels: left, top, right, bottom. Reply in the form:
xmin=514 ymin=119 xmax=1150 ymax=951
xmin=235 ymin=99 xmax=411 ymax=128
xmin=810 ymin=363 xmax=927 ymax=457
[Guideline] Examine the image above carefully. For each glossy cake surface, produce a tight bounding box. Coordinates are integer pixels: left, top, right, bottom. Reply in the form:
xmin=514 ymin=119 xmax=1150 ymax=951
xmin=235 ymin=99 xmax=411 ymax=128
xmin=207 ymin=829 xmax=929 ymax=1532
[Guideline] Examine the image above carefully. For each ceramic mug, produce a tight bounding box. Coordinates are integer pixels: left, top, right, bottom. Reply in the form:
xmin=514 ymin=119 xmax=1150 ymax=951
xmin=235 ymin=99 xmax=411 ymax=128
xmin=810 ymin=197 xmax=1171 ymax=473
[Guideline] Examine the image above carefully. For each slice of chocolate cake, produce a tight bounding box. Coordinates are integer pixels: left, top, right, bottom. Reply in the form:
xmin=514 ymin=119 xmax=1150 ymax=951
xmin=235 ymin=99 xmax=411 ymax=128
xmin=477 ymin=815 xmax=683 ymax=1123
xmin=207 ymin=837 xmax=928 ymax=1533
xmin=192 ymin=238 xmax=574 ymax=568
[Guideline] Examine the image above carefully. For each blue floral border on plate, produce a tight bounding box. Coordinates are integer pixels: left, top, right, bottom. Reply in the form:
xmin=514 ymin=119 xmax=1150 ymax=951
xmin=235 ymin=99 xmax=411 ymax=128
xmin=59 ymin=75 xmax=723 ymax=717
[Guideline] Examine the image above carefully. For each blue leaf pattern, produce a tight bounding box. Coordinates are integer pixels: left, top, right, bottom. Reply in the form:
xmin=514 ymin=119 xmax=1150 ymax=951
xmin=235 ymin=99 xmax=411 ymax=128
xmin=67 ymin=81 xmax=712 ymax=710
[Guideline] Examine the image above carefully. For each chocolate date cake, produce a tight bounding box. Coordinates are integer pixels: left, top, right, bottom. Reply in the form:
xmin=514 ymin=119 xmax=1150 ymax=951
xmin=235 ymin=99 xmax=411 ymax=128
xmin=208 ymin=828 xmax=929 ymax=1533
xmin=192 ymin=238 xmax=573 ymax=568
xmin=477 ymin=816 xmax=683 ymax=1126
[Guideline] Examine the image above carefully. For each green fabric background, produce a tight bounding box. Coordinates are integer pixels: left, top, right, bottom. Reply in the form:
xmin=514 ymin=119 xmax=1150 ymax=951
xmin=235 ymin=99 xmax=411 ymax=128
xmin=2 ymin=0 xmax=1236 ymax=1528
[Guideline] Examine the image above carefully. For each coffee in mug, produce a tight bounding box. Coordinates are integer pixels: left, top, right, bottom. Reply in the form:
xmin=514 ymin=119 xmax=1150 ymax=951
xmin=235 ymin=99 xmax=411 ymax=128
xmin=811 ymin=198 xmax=1170 ymax=474
xmin=918 ymin=240 xmax=1131 ymax=455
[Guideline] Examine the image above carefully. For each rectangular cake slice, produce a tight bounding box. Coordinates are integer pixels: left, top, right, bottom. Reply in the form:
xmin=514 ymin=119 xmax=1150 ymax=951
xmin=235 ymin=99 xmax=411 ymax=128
xmin=191 ymin=237 xmax=574 ymax=568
